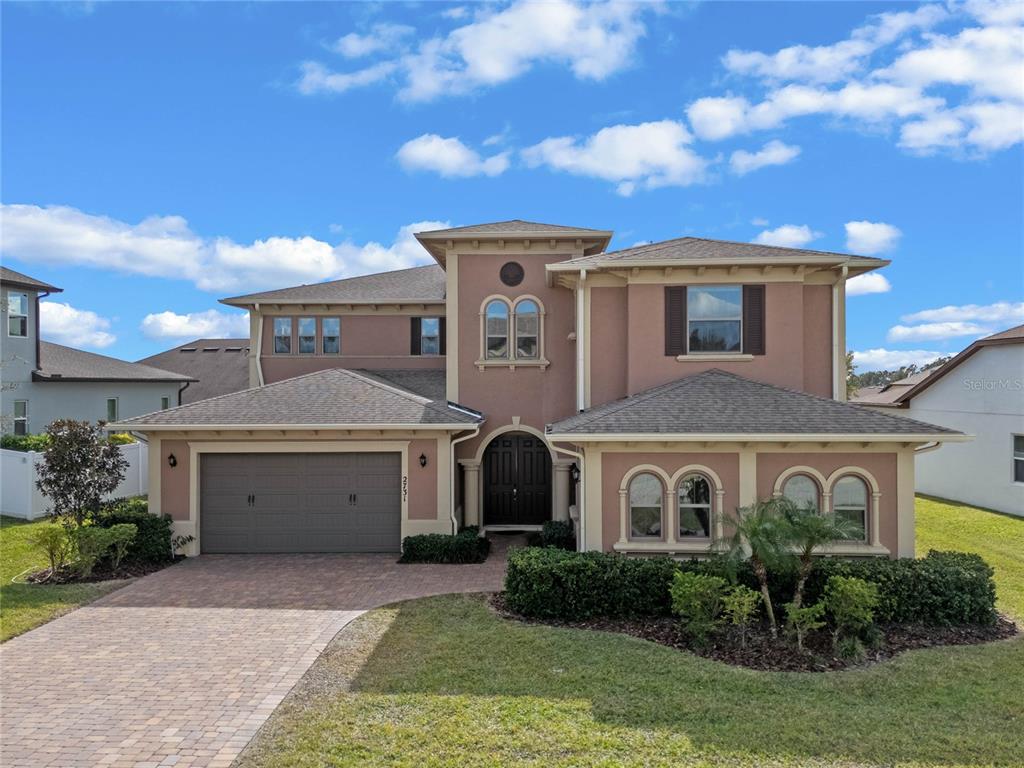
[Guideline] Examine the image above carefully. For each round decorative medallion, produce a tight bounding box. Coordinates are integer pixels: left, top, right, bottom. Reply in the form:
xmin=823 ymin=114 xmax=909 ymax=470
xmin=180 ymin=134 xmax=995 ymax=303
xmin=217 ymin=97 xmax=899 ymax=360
xmin=500 ymin=261 xmax=525 ymax=287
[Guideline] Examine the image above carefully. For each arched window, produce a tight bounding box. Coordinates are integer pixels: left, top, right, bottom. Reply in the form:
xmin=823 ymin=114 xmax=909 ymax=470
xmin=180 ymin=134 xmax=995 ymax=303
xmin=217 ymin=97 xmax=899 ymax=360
xmin=514 ymin=299 xmax=540 ymax=359
xmin=485 ymin=300 xmax=510 ymax=359
xmin=782 ymin=474 xmax=821 ymax=513
xmin=629 ymin=473 xmax=663 ymax=540
xmin=677 ymin=473 xmax=712 ymax=538
xmin=832 ymin=475 xmax=869 ymax=541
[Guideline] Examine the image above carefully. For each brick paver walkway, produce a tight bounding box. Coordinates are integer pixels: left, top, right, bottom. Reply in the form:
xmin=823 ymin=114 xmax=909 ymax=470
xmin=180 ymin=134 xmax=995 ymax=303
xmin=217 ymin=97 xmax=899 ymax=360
xmin=0 ymin=537 xmax=514 ymax=768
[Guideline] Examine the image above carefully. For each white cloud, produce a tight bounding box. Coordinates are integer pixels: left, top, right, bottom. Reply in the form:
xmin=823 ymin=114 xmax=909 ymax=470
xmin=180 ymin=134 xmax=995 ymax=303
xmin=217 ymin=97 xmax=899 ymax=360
xmin=887 ymin=321 xmax=995 ymax=342
xmin=396 ymin=134 xmax=510 ymax=177
xmin=39 ymin=301 xmax=116 ymax=349
xmin=851 ymin=347 xmax=944 ymax=371
xmin=333 ymin=24 xmax=414 ymax=58
xmin=522 ymin=120 xmax=706 ymax=195
xmin=140 ymin=309 xmax=250 ymax=340
xmin=900 ymin=301 xmax=1024 ymax=324
xmin=845 ymin=220 xmax=902 ymax=254
xmin=750 ymin=217 xmax=769 ymax=226
xmin=0 ymin=203 xmax=446 ymax=295
xmin=729 ymin=140 xmax=801 ymax=175
xmin=299 ymin=0 xmax=658 ymax=102
xmin=751 ymin=224 xmax=822 ymax=248
xmin=296 ymin=60 xmax=397 ymax=95
xmin=686 ymin=2 xmax=1024 ymax=155
xmin=846 ymin=273 xmax=892 ymax=296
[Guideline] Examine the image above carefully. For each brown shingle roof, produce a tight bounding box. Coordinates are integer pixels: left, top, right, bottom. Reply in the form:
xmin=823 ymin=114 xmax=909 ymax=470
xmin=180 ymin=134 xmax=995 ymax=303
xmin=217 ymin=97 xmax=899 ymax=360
xmin=415 ymin=219 xmax=610 ymax=236
xmin=137 ymin=339 xmax=251 ymax=403
xmin=0 ymin=266 xmax=63 ymax=293
xmin=547 ymin=369 xmax=961 ymax=438
xmin=112 ymin=368 xmax=481 ymax=429
xmin=34 ymin=341 xmax=195 ymax=383
xmin=220 ymin=265 xmax=446 ymax=307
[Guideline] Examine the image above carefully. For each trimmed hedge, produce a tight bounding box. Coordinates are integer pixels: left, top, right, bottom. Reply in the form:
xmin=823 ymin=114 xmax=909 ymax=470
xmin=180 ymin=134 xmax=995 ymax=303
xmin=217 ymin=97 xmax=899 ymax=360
xmin=94 ymin=497 xmax=173 ymax=565
xmin=539 ymin=520 xmax=576 ymax=551
xmin=400 ymin=526 xmax=491 ymax=564
xmin=1 ymin=433 xmax=51 ymax=452
xmin=504 ymin=548 xmax=997 ymax=625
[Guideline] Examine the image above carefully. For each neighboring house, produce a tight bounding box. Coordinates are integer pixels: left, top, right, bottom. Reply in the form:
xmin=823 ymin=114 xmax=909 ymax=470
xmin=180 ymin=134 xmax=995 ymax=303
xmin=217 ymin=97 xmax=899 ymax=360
xmin=1 ymin=267 xmax=194 ymax=434
xmin=851 ymin=369 xmax=935 ymax=406
xmin=138 ymin=338 xmax=251 ymax=403
xmin=113 ymin=220 xmax=965 ymax=557
xmin=858 ymin=325 xmax=1023 ymax=517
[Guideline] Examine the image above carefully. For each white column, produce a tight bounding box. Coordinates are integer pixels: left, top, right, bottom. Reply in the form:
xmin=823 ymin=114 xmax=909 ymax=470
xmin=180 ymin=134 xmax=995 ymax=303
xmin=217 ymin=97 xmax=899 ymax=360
xmin=460 ymin=459 xmax=481 ymax=528
xmin=553 ymin=462 xmax=572 ymax=522
xmin=664 ymin=488 xmax=677 ymax=544
xmin=739 ymin=449 xmax=758 ymax=508
xmin=871 ymin=491 xmax=882 ymax=548
xmin=618 ymin=489 xmax=629 ymax=545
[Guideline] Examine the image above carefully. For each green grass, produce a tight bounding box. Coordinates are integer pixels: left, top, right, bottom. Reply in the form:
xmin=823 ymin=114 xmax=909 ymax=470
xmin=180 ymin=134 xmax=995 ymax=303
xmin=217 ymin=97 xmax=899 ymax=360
xmin=916 ymin=495 xmax=1024 ymax=620
xmin=241 ymin=498 xmax=1024 ymax=768
xmin=0 ymin=516 xmax=126 ymax=642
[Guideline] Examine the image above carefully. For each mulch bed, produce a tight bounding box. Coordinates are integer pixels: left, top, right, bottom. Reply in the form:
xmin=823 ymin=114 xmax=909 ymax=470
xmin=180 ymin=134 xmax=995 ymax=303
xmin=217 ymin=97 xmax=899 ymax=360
xmin=490 ymin=594 xmax=1018 ymax=672
xmin=26 ymin=556 xmax=184 ymax=585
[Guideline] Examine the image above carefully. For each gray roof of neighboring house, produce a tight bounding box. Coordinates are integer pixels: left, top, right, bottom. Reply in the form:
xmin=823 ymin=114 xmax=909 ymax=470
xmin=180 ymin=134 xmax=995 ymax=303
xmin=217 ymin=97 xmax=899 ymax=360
xmin=220 ymin=265 xmax=446 ymax=307
xmin=137 ymin=338 xmax=251 ymax=403
xmin=851 ymin=369 xmax=936 ymax=406
xmin=0 ymin=266 xmax=63 ymax=293
xmin=113 ymin=368 xmax=481 ymax=429
xmin=547 ymin=369 xmax=960 ymax=437
xmin=34 ymin=341 xmax=195 ymax=383
xmin=558 ymin=236 xmax=888 ymax=267
xmin=415 ymin=219 xmax=611 ymax=236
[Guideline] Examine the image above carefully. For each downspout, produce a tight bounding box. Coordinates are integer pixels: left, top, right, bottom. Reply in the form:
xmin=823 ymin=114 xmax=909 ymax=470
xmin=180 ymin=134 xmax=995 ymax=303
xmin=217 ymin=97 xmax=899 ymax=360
xmin=34 ymin=291 xmax=51 ymax=372
xmin=450 ymin=422 xmax=482 ymax=534
xmin=551 ymin=442 xmax=585 ymax=552
xmin=253 ymin=303 xmax=265 ymax=386
xmin=176 ymin=381 xmax=190 ymax=406
xmin=576 ymin=269 xmax=587 ymax=412
xmin=914 ymin=441 xmax=943 ymax=455
xmin=832 ymin=264 xmax=848 ymax=401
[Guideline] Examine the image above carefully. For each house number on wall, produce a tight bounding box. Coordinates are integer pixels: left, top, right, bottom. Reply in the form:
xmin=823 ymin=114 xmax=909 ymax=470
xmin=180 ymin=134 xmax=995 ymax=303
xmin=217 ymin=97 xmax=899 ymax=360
xmin=402 ymin=475 xmax=408 ymax=502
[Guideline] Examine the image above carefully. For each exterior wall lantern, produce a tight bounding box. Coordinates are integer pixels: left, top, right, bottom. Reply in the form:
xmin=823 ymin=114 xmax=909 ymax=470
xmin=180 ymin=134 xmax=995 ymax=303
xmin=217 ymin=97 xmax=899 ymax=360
xmin=419 ymin=453 xmax=428 ymax=468
xmin=167 ymin=453 xmax=178 ymax=468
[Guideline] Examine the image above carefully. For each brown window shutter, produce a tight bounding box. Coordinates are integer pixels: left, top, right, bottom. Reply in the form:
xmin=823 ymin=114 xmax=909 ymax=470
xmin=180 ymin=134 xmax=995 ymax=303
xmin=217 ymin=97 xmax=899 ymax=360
xmin=665 ymin=286 xmax=687 ymax=356
xmin=440 ymin=317 xmax=447 ymax=355
xmin=743 ymin=285 xmax=766 ymax=355
xmin=410 ymin=317 xmax=422 ymax=355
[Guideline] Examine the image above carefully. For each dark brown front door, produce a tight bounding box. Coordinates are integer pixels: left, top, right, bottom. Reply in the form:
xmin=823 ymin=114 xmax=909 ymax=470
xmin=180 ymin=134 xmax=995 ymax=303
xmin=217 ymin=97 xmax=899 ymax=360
xmin=483 ymin=433 xmax=552 ymax=526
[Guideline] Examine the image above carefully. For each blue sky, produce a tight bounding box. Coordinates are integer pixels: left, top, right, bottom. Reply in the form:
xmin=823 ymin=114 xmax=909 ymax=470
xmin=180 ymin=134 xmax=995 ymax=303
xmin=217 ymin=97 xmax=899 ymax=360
xmin=2 ymin=0 xmax=1021 ymax=369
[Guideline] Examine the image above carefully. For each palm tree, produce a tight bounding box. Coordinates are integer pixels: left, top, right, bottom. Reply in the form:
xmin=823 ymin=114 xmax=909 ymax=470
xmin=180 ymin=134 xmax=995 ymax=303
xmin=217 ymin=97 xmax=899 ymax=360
xmin=784 ymin=505 xmax=864 ymax=611
xmin=720 ymin=498 xmax=795 ymax=637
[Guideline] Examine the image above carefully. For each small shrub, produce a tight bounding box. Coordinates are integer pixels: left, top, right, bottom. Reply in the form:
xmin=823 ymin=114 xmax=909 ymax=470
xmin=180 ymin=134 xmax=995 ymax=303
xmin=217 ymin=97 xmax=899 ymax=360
xmin=95 ymin=498 xmax=172 ymax=565
xmin=27 ymin=524 xmax=74 ymax=578
xmin=73 ymin=524 xmax=136 ymax=578
xmin=824 ymin=575 xmax=879 ymax=649
xmin=670 ymin=571 xmax=727 ymax=644
xmin=721 ymin=584 xmax=761 ymax=647
xmin=107 ymin=524 xmax=138 ymax=570
xmin=539 ymin=520 xmax=576 ymax=550
xmin=107 ymin=432 xmax=137 ymax=446
xmin=836 ymin=635 xmax=868 ymax=662
xmin=399 ymin=526 xmax=490 ymax=564
xmin=1 ymin=433 xmax=51 ymax=452
xmin=784 ymin=601 xmax=826 ymax=651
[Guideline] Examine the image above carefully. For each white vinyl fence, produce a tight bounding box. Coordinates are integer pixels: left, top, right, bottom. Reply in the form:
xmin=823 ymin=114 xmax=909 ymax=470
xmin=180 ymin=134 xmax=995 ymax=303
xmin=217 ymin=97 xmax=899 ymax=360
xmin=0 ymin=441 xmax=148 ymax=520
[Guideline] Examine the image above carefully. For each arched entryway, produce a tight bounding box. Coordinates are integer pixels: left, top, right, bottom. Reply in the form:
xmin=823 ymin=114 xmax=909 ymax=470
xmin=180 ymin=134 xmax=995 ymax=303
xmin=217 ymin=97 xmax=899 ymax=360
xmin=482 ymin=431 xmax=552 ymax=527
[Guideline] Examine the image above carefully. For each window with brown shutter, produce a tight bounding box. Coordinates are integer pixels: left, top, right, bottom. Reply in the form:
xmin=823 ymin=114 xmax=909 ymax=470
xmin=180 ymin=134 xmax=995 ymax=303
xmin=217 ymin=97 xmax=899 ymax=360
xmin=742 ymin=284 xmax=766 ymax=355
xmin=664 ymin=286 xmax=686 ymax=356
xmin=410 ymin=317 xmax=422 ymax=355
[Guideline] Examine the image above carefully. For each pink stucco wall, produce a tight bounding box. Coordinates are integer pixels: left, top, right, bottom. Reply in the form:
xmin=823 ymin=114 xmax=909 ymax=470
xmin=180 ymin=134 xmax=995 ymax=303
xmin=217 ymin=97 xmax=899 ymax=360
xmin=260 ymin=314 xmax=444 ymax=384
xmin=590 ymin=287 xmax=628 ymax=406
xmin=600 ymin=452 xmax=740 ymax=550
xmin=160 ymin=440 xmax=191 ymax=520
xmin=618 ymin=281 xmax=827 ymax=397
xmin=454 ymin=251 xmax=577 ymax=460
xmin=407 ymin=438 xmax=438 ymax=520
xmin=756 ymin=452 xmax=899 ymax=553
xmin=802 ymin=285 xmax=833 ymax=396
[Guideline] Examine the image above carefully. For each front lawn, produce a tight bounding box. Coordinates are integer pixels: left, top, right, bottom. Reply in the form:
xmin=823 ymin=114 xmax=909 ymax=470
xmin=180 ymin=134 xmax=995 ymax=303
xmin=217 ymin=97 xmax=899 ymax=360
xmin=240 ymin=497 xmax=1024 ymax=767
xmin=0 ymin=516 xmax=126 ymax=642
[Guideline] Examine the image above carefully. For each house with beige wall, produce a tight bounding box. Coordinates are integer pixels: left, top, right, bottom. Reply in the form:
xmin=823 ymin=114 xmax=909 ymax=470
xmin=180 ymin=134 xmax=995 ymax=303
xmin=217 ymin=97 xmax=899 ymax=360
xmin=114 ymin=220 xmax=966 ymax=557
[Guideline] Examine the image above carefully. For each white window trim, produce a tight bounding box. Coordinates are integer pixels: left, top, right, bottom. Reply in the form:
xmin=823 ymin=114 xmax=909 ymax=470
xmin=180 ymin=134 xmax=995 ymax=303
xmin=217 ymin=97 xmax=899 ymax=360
xmin=773 ymin=465 xmax=883 ymax=549
xmin=106 ymin=397 xmax=119 ymax=423
xmin=6 ymin=291 xmax=29 ymax=338
xmin=476 ymin=294 xmax=549 ymax=370
xmin=13 ymin=400 xmax=29 ymax=435
xmin=685 ymin=285 xmax=742 ymax=356
xmin=674 ymin=469 xmax=719 ymax=542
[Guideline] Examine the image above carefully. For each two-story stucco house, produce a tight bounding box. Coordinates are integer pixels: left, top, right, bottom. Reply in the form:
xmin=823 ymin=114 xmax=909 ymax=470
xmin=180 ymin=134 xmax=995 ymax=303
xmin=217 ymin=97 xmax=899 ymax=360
xmin=113 ymin=220 xmax=966 ymax=558
xmin=1 ymin=267 xmax=194 ymax=434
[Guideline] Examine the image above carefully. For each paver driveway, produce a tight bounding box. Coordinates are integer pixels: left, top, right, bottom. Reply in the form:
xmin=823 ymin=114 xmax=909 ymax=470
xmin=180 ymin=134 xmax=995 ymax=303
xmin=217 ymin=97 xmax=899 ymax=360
xmin=0 ymin=540 xmax=511 ymax=768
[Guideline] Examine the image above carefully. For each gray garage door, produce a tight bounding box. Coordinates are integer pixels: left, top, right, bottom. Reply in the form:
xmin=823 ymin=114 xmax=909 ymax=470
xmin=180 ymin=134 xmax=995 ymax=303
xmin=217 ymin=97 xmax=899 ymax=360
xmin=199 ymin=452 xmax=401 ymax=553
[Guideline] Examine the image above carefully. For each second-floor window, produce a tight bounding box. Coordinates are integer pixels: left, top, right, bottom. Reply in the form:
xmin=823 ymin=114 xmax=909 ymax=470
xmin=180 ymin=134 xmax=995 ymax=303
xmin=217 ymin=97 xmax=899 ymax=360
xmin=410 ymin=317 xmax=445 ymax=356
xmin=106 ymin=398 xmax=118 ymax=422
xmin=485 ymin=301 xmax=509 ymax=359
xmin=515 ymin=300 xmax=539 ymax=360
xmin=482 ymin=297 xmax=544 ymax=363
xmin=298 ymin=317 xmax=316 ymax=354
xmin=665 ymin=284 xmax=765 ymax=356
xmin=7 ymin=291 xmax=28 ymax=337
xmin=273 ymin=318 xmax=291 ymax=354
xmin=322 ymin=318 xmax=341 ymax=354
